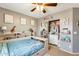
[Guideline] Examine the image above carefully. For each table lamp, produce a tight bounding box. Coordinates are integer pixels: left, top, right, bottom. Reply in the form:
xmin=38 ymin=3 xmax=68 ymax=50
xmin=1 ymin=26 xmax=7 ymax=33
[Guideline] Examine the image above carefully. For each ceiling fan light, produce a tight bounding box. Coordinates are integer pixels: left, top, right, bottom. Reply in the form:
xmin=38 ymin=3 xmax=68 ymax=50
xmin=43 ymin=9 xmax=46 ymax=13
xmin=36 ymin=4 xmax=44 ymax=11
xmin=40 ymin=6 xmax=44 ymax=11
xmin=36 ymin=4 xmax=40 ymax=11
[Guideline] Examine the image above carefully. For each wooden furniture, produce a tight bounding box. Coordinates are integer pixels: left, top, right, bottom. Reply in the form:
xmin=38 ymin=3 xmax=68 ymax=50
xmin=31 ymin=36 xmax=48 ymax=56
xmin=0 ymin=32 xmax=26 ymax=40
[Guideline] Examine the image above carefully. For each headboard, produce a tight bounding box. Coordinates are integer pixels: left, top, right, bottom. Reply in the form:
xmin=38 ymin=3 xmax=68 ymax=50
xmin=0 ymin=36 xmax=47 ymax=43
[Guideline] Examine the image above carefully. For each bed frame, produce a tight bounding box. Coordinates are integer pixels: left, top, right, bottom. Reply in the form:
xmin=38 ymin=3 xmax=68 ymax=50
xmin=31 ymin=36 xmax=48 ymax=56
xmin=0 ymin=36 xmax=48 ymax=56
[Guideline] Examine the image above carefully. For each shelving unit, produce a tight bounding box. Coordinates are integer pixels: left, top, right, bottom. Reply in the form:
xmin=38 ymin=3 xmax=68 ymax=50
xmin=59 ymin=17 xmax=73 ymax=53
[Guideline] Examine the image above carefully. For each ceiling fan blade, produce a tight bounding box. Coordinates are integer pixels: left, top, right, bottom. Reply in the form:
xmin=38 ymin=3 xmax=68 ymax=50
xmin=44 ymin=3 xmax=57 ymax=6
xmin=42 ymin=9 xmax=46 ymax=13
xmin=31 ymin=7 xmax=36 ymax=12
xmin=32 ymin=3 xmax=43 ymax=5
xmin=32 ymin=3 xmax=57 ymax=6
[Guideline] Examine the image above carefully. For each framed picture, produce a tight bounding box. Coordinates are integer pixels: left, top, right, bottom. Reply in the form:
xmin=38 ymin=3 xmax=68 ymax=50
xmin=4 ymin=13 xmax=13 ymax=24
xmin=31 ymin=20 xmax=35 ymax=26
xmin=21 ymin=17 xmax=26 ymax=25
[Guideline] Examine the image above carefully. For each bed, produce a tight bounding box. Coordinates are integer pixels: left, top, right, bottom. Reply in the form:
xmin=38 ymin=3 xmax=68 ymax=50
xmin=0 ymin=36 xmax=48 ymax=56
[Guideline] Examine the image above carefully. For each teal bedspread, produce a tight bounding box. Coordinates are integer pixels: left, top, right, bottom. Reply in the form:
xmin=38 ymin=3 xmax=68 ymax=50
xmin=0 ymin=38 xmax=44 ymax=56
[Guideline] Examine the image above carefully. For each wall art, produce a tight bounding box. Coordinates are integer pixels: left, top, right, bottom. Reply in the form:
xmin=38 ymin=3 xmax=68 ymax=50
xmin=4 ymin=13 xmax=13 ymax=24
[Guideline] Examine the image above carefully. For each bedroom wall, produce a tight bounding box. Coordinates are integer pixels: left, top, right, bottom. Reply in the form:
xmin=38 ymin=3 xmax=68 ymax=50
xmin=38 ymin=8 xmax=79 ymax=53
xmin=0 ymin=7 xmax=38 ymax=35
xmin=37 ymin=18 xmax=49 ymax=36
xmin=73 ymin=8 xmax=79 ymax=53
xmin=37 ymin=8 xmax=74 ymax=53
xmin=37 ymin=8 xmax=73 ymax=37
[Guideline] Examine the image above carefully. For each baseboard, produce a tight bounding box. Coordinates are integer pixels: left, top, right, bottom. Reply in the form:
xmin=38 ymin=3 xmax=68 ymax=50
xmin=48 ymin=43 xmax=57 ymax=46
xmin=49 ymin=43 xmax=79 ymax=55
xmin=59 ymin=47 xmax=79 ymax=54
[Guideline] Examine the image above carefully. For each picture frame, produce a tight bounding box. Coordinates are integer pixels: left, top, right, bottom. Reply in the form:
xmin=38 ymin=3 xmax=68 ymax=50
xmin=21 ymin=17 xmax=26 ymax=25
xmin=31 ymin=20 xmax=35 ymax=26
xmin=4 ymin=13 xmax=14 ymax=24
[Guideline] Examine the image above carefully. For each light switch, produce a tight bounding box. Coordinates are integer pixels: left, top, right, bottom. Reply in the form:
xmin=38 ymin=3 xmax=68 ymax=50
xmin=74 ymin=32 xmax=77 ymax=34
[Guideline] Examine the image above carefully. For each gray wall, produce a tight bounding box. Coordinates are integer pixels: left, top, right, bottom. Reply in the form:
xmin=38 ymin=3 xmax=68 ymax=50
xmin=37 ymin=18 xmax=49 ymax=36
xmin=73 ymin=8 xmax=79 ymax=53
xmin=0 ymin=7 xmax=38 ymax=35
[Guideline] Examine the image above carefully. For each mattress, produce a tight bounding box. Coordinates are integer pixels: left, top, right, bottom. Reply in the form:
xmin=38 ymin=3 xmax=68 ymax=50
xmin=7 ymin=38 xmax=44 ymax=56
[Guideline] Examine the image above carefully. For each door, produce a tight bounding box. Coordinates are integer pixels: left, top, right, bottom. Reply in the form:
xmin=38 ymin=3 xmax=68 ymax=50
xmin=48 ymin=19 xmax=60 ymax=45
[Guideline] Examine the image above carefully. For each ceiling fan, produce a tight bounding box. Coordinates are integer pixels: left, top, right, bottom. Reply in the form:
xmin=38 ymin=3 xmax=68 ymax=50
xmin=30 ymin=3 xmax=57 ymax=13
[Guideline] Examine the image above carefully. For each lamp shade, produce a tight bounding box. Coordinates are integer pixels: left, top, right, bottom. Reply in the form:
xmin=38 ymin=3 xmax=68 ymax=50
xmin=1 ymin=26 xmax=7 ymax=31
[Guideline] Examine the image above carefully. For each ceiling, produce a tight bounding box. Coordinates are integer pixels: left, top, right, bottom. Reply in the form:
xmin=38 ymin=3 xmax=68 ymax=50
xmin=0 ymin=3 xmax=79 ymax=18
